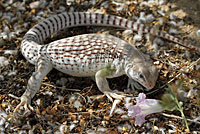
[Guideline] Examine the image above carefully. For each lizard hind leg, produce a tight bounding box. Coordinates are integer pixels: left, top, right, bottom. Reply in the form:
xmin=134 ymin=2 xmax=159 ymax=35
xmin=14 ymin=57 xmax=52 ymax=116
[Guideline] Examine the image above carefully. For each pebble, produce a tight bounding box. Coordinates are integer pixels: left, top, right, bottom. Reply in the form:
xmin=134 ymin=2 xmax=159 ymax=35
xmin=146 ymin=122 xmax=152 ymax=129
xmin=158 ymin=127 xmax=166 ymax=134
xmin=0 ymin=32 xmax=8 ymax=40
xmin=0 ymin=111 xmax=7 ymax=126
xmin=116 ymin=4 xmax=125 ymax=12
xmin=97 ymin=127 xmax=106 ymax=132
xmin=18 ymin=130 xmax=27 ymax=134
xmin=168 ymin=28 xmax=177 ymax=34
xmin=177 ymin=20 xmax=185 ymax=26
xmin=9 ymin=32 xmax=17 ymax=39
xmin=140 ymin=1 xmax=148 ymax=6
xmin=120 ymin=115 xmax=129 ymax=119
xmin=101 ymin=1 xmax=109 ymax=8
xmin=185 ymin=50 xmax=192 ymax=58
xmin=117 ymin=124 xmax=131 ymax=132
xmin=196 ymin=29 xmax=200 ymax=37
xmin=153 ymin=37 xmax=164 ymax=49
xmin=4 ymin=26 xmax=10 ymax=33
xmin=196 ymin=65 xmax=200 ymax=70
xmin=136 ymin=43 xmax=142 ymax=47
xmin=69 ymin=95 xmax=76 ymax=103
xmin=169 ymin=12 xmax=176 ymax=20
xmin=168 ymin=129 xmax=176 ymax=133
xmin=0 ymin=75 xmax=4 ymax=81
xmin=158 ymin=0 xmax=166 ymax=5
xmin=91 ymin=0 xmax=96 ymax=5
xmin=29 ymin=1 xmax=41 ymax=9
xmin=13 ymin=1 xmax=26 ymax=11
xmin=36 ymin=99 xmax=41 ymax=106
xmin=145 ymin=14 xmax=155 ymax=23
xmin=134 ymin=34 xmax=142 ymax=41
xmin=87 ymin=130 xmax=96 ymax=134
xmin=57 ymin=6 xmax=66 ymax=13
xmin=122 ymin=29 xmax=133 ymax=36
xmin=8 ymin=71 xmax=17 ymax=76
xmin=66 ymin=0 xmax=75 ymax=6
xmin=44 ymin=91 xmax=53 ymax=96
xmin=69 ymin=123 xmax=76 ymax=131
xmin=153 ymin=126 xmax=159 ymax=131
xmin=59 ymin=124 xmax=68 ymax=133
xmin=124 ymin=97 xmax=132 ymax=109
xmin=0 ymin=126 xmax=5 ymax=133
xmin=152 ymin=43 xmax=159 ymax=50
xmin=137 ymin=12 xmax=146 ymax=24
xmin=73 ymin=100 xmax=82 ymax=109
xmin=3 ymin=50 xmax=18 ymax=55
xmin=114 ymin=108 xmax=125 ymax=114
xmin=57 ymin=95 xmax=64 ymax=101
xmin=0 ymin=57 xmax=9 ymax=67
xmin=169 ymin=21 xmax=176 ymax=27
xmin=0 ymin=39 xmax=6 ymax=46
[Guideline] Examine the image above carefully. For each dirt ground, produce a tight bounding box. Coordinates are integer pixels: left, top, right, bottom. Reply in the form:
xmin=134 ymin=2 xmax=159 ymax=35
xmin=0 ymin=0 xmax=200 ymax=133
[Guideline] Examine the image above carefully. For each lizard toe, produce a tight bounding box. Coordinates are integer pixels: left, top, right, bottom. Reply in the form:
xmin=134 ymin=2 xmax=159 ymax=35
xmin=13 ymin=96 xmax=33 ymax=117
xmin=104 ymin=91 xmax=126 ymax=101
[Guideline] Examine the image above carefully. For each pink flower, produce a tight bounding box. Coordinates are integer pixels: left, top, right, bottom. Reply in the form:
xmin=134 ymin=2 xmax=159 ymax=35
xmin=128 ymin=93 xmax=164 ymax=126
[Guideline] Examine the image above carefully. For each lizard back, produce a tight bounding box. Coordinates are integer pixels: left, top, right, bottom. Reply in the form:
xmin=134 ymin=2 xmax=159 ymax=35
xmin=45 ymin=34 xmax=138 ymax=77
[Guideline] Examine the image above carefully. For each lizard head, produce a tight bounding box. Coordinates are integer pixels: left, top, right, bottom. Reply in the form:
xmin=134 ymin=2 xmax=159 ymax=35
xmin=125 ymin=55 xmax=159 ymax=90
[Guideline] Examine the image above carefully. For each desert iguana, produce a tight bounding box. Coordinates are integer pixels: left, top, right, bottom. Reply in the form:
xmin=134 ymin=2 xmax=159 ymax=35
xmin=14 ymin=12 xmax=199 ymax=114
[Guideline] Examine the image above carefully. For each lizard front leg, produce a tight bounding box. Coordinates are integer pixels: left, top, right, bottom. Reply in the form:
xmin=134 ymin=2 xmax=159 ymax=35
xmin=14 ymin=57 xmax=52 ymax=114
xmin=95 ymin=67 xmax=125 ymax=102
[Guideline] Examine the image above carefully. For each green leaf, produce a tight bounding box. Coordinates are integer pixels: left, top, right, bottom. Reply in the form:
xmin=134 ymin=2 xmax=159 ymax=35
xmin=160 ymin=93 xmax=177 ymax=111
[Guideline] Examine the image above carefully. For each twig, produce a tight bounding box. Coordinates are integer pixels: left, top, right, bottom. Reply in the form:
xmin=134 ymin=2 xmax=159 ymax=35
xmin=41 ymin=82 xmax=81 ymax=92
xmin=8 ymin=94 xmax=20 ymax=99
xmin=60 ymin=109 xmax=107 ymax=116
xmin=161 ymin=113 xmax=200 ymax=125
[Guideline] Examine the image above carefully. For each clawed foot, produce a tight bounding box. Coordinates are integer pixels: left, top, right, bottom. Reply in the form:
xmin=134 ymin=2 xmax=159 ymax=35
xmin=104 ymin=91 xmax=126 ymax=102
xmin=13 ymin=96 xmax=33 ymax=117
xmin=127 ymin=78 xmax=144 ymax=91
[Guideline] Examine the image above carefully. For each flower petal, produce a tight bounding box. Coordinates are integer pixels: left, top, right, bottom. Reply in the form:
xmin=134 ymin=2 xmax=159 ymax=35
xmin=128 ymin=105 xmax=141 ymax=118
xmin=136 ymin=93 xmax=146 ymax=104
xmin=135 ymin=114 xmax=146 ymax=126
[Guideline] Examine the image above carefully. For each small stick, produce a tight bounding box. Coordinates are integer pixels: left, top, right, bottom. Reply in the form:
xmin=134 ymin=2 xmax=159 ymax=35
xmin=161 ymin=113 xmax=200 ymax=125
xmin=41 ymin=82 xmax=81 ymax=92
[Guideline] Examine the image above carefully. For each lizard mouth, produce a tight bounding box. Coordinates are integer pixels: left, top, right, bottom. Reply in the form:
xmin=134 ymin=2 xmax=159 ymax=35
xmin=144 ymin=83 xmax=155 ymax=90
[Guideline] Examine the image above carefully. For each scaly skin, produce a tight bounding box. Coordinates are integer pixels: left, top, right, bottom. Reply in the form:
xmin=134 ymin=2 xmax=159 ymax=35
xmin=15 ymin=12 xmax=197 ymax=114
